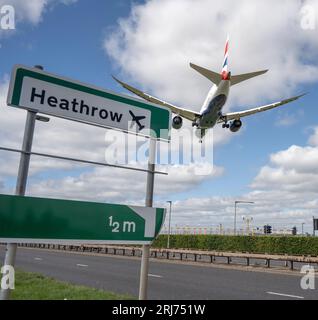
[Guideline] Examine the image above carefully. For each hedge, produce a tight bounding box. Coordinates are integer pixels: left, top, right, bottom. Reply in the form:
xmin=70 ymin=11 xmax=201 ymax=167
xmin=152 ymin=235 xmax=318 ymax=256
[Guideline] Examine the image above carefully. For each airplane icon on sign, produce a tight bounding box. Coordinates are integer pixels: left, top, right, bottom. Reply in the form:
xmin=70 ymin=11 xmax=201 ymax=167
xmin=129 ymin=110 xmax=146 ymax=131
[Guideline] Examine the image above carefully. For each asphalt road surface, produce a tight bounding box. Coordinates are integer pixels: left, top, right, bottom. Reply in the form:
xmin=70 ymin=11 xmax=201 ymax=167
xmin=1 ymin=246 xmax=317 ymax=300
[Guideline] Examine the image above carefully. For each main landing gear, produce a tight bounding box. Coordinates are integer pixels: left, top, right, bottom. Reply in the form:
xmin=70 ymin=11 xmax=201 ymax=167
xmin=220 ymin=115 xmax=230 ymax=129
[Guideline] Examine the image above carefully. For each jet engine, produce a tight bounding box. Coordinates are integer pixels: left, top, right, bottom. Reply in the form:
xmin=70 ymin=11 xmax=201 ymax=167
xmin=230 ymin=119 xmax=242 ymax=133
xmin=172 ymin=116 xmax=183 ymax=130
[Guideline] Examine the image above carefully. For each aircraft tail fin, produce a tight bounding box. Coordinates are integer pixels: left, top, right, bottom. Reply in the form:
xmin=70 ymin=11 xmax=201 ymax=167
xmin=190 ymin=35 xmax=230 ymax=84
xmin=221 ymin=35 xmax=230 ymax=79
xmin=190 ymin=35 xmax=268 ymax=86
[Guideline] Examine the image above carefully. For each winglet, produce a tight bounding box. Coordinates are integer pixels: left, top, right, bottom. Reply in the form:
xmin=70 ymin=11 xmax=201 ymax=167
xmin=286 ymin=92 xmax=308 ymax=103
xmin=296 ymin=92 xmax=308 ymax=99
xmin=112 ymin=75 xmax=144 ymax=97
xmin=112 ymin=75 xmax=123 ymax=85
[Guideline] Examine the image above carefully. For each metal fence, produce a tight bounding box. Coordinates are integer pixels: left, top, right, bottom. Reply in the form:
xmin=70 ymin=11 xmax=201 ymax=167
xmin=160 ymin=226 xmax=296 ymax=236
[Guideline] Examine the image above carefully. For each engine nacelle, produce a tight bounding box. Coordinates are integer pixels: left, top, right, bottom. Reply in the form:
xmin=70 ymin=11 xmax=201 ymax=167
xmin=230 ymin=119 xmax=242 ymax=133
xmin=172 ymin=116 xmax=183 ymax=130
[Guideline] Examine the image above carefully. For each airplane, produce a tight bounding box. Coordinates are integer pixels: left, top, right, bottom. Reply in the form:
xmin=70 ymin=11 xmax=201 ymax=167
xmin=113 ymin=37 xmax=306 ymax=142
xmin=129 ymin=110 xmax=146 ymax=131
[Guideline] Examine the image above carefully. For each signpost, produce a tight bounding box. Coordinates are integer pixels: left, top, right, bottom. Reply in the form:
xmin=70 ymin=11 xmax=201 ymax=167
xmin=314 ymin=217 xmax=318 ymax=236
xmin=1 ymin=64 xmax=172 ymax=300
xmin=0 ymin=194 xmax=165 ymax=244
xmin=7 ymin=65 xmax=171 ymax=140
xmin=139 ymin=138 xmax=157 ymax=300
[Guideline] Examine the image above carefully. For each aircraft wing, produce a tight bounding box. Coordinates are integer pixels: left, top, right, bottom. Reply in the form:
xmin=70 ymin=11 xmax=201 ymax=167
xmin=112 ymin=76 xmax=200 ymax=122
xmin=218 ymin=94 xmax=306 ymax=123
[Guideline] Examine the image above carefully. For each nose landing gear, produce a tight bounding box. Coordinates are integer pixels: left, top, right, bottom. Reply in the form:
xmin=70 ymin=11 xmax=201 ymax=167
xmin=222 ymin=123 xmax=230 ymax=129
xmin=192 ymin=120 xmax=199 ymax=127
xmin=195 ymin=128 xmax=206 ymax=143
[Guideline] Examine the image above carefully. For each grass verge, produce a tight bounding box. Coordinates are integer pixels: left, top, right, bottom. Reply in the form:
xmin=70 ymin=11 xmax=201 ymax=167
xmin=11 ymin=269 xmax=135 ymax=300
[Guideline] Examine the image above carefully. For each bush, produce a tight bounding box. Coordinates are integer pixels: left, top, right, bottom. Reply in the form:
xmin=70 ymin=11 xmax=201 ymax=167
xmin=152 ymin=235 xmax=318 ymax=256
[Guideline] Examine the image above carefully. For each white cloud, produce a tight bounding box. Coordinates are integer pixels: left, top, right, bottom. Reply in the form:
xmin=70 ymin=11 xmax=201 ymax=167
xmin=308 ymin=126 xmax=318 ymax=146
xmin=105 ymin=0 xmax=318 ymax=113
xmin=157 ymin=126 xmax=318 ymax=230
xmin=27 ymin=163 xmax=224 ymax=203
xmin=252 ymin=144 xmax=318 ymax=190
xmin=158 ymin=189 xmax=317 ymax=232
xmin=275 ymin=112 xmax=300 ymax=127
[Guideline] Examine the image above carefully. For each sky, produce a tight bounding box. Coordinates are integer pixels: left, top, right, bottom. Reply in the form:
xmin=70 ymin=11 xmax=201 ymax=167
xmin=0 ymin=0 xmax=318 ymax=234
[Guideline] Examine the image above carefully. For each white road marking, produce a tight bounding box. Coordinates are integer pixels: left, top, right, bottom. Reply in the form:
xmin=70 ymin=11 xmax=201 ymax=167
xmin=76 ymin=264 xmax=88 ymax=268
xmin=148 ymin=274 xmax=163 ymax=278
xmin=34 ymin=257 xmax=43 ymax=261
xmin=266 ymin=292 xmax=304 ymax=299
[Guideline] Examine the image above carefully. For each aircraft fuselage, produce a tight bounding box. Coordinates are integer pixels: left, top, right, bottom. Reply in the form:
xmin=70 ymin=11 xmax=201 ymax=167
xmin=198 ymin=80 xmax=230 ymax=129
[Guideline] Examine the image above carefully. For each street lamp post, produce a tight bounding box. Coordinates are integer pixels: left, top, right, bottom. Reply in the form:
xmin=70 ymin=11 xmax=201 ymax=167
xmin=302 ymin=223 xmax=305 ymax=235
xmin=219 ymin=224 xmax=223 ymax=235
xmin=167 ymin=201 xmax=172 ymax=249
xmin=243 ymin=216 xmax=253 ymax=235
xmin=234 ymin=201 xmax=254 ymax=236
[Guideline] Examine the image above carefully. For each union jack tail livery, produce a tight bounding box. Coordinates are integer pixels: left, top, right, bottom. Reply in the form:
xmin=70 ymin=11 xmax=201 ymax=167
xmin=221 ymin=35 xmax=230 ymax=80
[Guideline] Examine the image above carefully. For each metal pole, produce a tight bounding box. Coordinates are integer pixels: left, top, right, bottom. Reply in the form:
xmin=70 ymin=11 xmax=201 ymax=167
xmin=167 ymin=201 xmax=172 ymax=249
xmin=234 ymin=202 xmax=237 ymax=235
xmin=139 ymin=138 xmax=156 ymax=300
xmin=234 ymin=201 xmax=254 ymax=236
xmin=0 ymin=110 xmax=37 ymax=300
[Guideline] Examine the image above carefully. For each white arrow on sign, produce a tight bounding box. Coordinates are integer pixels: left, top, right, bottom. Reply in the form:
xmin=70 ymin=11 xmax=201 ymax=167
xmin=129 ymin=207 xmax=158 ymax=238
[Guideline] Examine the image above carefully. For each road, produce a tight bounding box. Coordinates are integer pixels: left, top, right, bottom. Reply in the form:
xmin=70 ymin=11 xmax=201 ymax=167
xmin=0 ymin=246 xmax=317 ymax=300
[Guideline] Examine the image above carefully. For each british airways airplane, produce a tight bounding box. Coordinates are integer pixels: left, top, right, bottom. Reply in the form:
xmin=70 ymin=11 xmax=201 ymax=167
xmin=113 ymin=37 xmax=305 ymax=142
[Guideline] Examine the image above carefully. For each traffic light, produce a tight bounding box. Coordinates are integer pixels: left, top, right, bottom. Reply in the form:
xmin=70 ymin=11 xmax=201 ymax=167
xmin=264 ymin=225 xmax=272 ymax=234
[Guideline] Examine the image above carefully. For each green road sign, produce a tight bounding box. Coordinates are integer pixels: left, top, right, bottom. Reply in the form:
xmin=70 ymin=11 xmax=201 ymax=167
xmin=0 ymin=194 xmax=166 ymax=245
xmin=7 ymin=65 xmax=171 ymax=140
